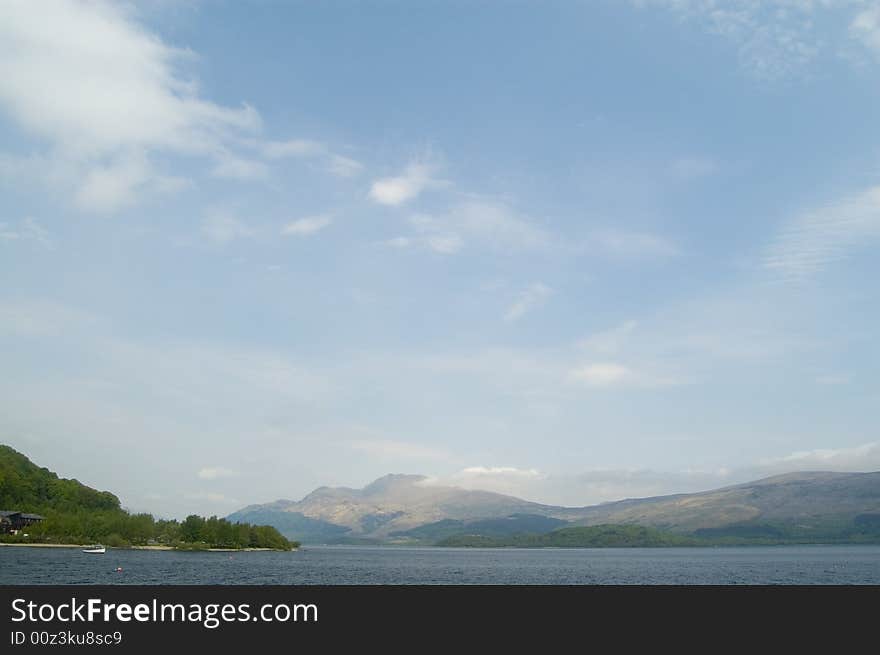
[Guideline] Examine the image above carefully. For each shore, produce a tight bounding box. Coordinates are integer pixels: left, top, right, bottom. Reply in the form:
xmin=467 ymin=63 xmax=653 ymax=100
xmin=0 ymin=543 xmax=294 ymax=552
xmin=0 ymin=542 xmax=85 ymax=549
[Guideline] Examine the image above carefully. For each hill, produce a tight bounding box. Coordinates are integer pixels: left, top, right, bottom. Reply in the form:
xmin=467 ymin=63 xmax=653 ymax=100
xmin=0 ymin=444 xmax=294 ymax=550
xmin=227 ymin=473 xmax=570 ymax=542
xmin=568 ymin=471 xmax=880 ymax=536
xmin=230 ymin=470 xmax=880 ymax=545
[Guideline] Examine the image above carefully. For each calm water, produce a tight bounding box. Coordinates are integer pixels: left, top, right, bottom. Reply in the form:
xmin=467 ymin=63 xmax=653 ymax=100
xmin=1 ymin=545 xmax=879 ymax=585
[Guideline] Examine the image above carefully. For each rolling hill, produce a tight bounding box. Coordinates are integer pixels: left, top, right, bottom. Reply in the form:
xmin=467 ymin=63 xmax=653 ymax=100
xmin=228 ymin=470 xmax=880 ymax=545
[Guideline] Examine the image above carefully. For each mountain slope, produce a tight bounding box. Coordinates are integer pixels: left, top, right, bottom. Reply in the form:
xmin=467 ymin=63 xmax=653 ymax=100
xmin=229 ymin=470 xmax=880 ymax=544
xmin=569 ymin=471 xmax=880 ymax=533
xmin=228 ymin=474 xmax=567 ymax=541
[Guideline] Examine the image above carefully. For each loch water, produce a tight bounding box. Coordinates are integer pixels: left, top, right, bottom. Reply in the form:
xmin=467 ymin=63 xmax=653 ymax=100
xmin=2 ymin=544 xmax=879 ymax=585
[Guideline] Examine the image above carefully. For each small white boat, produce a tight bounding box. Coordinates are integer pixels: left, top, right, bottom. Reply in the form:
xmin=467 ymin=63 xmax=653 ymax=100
xmin=82 ymin=545 xmax=106 ymax=554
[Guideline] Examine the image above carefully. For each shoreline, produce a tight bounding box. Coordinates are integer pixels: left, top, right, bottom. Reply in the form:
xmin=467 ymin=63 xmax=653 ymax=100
xmin=0 ymin=543 xmax=295 ymax=552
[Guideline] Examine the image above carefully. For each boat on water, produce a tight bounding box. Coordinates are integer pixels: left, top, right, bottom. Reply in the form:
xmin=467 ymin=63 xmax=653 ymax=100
xmin=82 ymin=545 xmax=106 ymax=554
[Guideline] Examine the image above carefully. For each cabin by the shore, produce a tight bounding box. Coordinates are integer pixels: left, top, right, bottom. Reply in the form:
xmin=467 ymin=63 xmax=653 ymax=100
xmin=0 ymin=511 xmax=44 ymax=535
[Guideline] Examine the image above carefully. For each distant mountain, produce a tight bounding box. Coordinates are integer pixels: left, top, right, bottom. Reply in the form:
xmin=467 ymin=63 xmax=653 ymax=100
xmin=228 ymin=473 xmax=570 ymax=542
xmin=568 ymin=471 xmax=880 ymax=534
xmin=228 ymin=470 xmax=880 ymax=545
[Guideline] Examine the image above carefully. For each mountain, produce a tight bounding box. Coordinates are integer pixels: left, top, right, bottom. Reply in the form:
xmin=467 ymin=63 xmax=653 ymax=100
xmin=227 ymin=473 xmax=573 ymax=542
xmin=228 ymin=470 xmax=880 ymax=544
xmin=568 ymin=471 xmax=880 ymax=534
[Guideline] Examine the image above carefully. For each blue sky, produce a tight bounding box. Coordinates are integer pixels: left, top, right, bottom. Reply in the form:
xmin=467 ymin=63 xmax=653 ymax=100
xmin=2 ymin=1 xmax=880 ymax=517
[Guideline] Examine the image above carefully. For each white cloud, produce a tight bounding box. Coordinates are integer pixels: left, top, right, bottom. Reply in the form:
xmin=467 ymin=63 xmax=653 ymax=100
xmin=760 ymin=442 xmax=880 ymax=472
xmin=0 ymin=1 xmax=261 ymax=212
xmin=201 ymin=212 xmax=253 ymax=244
xmin=262 ymin=139 xmax=325 ymax=158
xmin=369 ymin=162 xmax=443 ymax=206
xmin=74 ymin=152 xmax=189 ymax=211
xmin=851 ymin=5 xmax=880 ymax=53
xmin=325 ymin=154 xmax=364 ymax=178
xmin=260 ymin=139 xmax=363 ymax=178
xmin=423 ymin=234 xmax=463 ymax=254
xmin=210 ymin=153 xmax=269 ymax=180
xmin=764 ymin=185 xmax=880 ymax=281
xmin=197 ymin=466 xmax=238 ymax=480
xmin=568 ymin=361 xmax=682 ymax=389
xmin=389 ymin=201 xmax=675 ymax=260
xmin=420 ymin=466 xmax=545 ymax=498
xmin=578 ymin=320 xmax=638 ymax=355
xmin=505 ymin=283 xmax=553 ymax=322
xmin=455 ymin=200 xmax=552 ymax=251
xmin=568 ymin=362 xmax=633 ymax=387
xmin=0 ymin=217 xmax=53 ymax=248
xmin=637 ymin=0 xmax=878 ymax=78
xmin=387 ymin=201 xmax=552 ymax=255
xmin=382 ymin=213 xmax=464 ymax=254
xmin=281 ymin=215 xmax=332 ymax=237
xmin=460 ymin=466 xmax=542 ymax=478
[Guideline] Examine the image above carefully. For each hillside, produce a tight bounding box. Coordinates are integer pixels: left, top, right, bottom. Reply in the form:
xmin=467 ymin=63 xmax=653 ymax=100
xmin=228 ymin=473 xmax=567 ymax=541
xmin=0 ymin=444 xmax=121 ymax=514
xmin=569 ymin=471 xmax=880 ymax=535
xmin=230 ymin=470 xmax=880 ymax=545
xmin=0 ymin=445 xmax=294 ymax=550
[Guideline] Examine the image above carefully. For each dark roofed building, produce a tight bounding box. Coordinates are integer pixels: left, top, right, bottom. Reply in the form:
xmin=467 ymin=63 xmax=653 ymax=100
xmin=0 ymin=511 xmax=44 ymax=534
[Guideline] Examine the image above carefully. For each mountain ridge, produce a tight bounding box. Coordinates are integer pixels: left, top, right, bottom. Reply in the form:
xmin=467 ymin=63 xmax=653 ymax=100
xmin=227 ymin=469 xmax=880 ymax=544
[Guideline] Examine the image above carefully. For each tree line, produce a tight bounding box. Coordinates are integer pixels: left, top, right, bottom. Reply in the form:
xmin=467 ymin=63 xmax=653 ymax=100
xmin=0 ymin=445 xmax=296 ymax=550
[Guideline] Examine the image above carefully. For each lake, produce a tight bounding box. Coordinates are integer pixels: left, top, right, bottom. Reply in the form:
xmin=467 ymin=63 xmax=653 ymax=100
xmin=1 ymin=545 xmax=879 ymax=584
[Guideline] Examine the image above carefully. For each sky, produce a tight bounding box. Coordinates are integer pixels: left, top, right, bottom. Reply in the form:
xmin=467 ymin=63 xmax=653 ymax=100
xmin=2 ymin=0 xmax=880 ymax=518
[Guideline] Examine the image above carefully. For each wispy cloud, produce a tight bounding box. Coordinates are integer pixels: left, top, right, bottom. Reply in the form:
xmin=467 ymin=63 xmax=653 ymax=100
xmin=460 ymin=466 xmax=542 ymax=477
xmin=201 ymin=211 xmax=253 ymax=244
xmin=0 ymin=217 xmax=53 ymax=249
xmin=568 ymin=362 xmax=682 ymax=389
xmin=369 ymin=162 xmax=444 ymax=206
xmin=568 ymin=362 xmax=634 ymax=387
xmin=764 ymin=185 xmax=880 ymax=281
xmin=421 ymin=466 xmax=544 ymax=498
xmin=385 ymin=200 xmax=552 ymax=254
xmin=505 ymin=283 xmax=553 ymax=322
xmin=0 ymin=1 xmax=261 ymax=212
xmin=260 ymin=139 xmax=363 ymax=178
xmin=578 ymin=320 xmax=638 ymax=355
xmin=759 ymin=442 xmax=880 ymax=472
xmin=636 ymin=0 xmax=879 ymax=78
xmin=211 ymin=153 xmax=269 ymax=180
xmin=281 ymin=215 xmax=333 ymax=237
xmin=850 ymin=5 xmax=880 ymax=54
xmin=197 ymin=466 xmax=238 ymax=480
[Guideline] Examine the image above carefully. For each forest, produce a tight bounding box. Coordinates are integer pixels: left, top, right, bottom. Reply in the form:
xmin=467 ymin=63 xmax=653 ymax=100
xmin=0 ymin=445 xmax=296 ymax=550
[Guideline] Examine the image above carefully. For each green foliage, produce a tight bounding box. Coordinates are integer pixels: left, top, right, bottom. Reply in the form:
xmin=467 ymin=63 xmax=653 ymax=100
xmin=0 ymin=445 xmax=297 ymax=550
xmin=437 ymin=524 xmax=696 ymax=548
xmin=438 ymin=518 xmax=880 ymax=548
xmin=391 ymin=514 xmax=569 ymax=544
